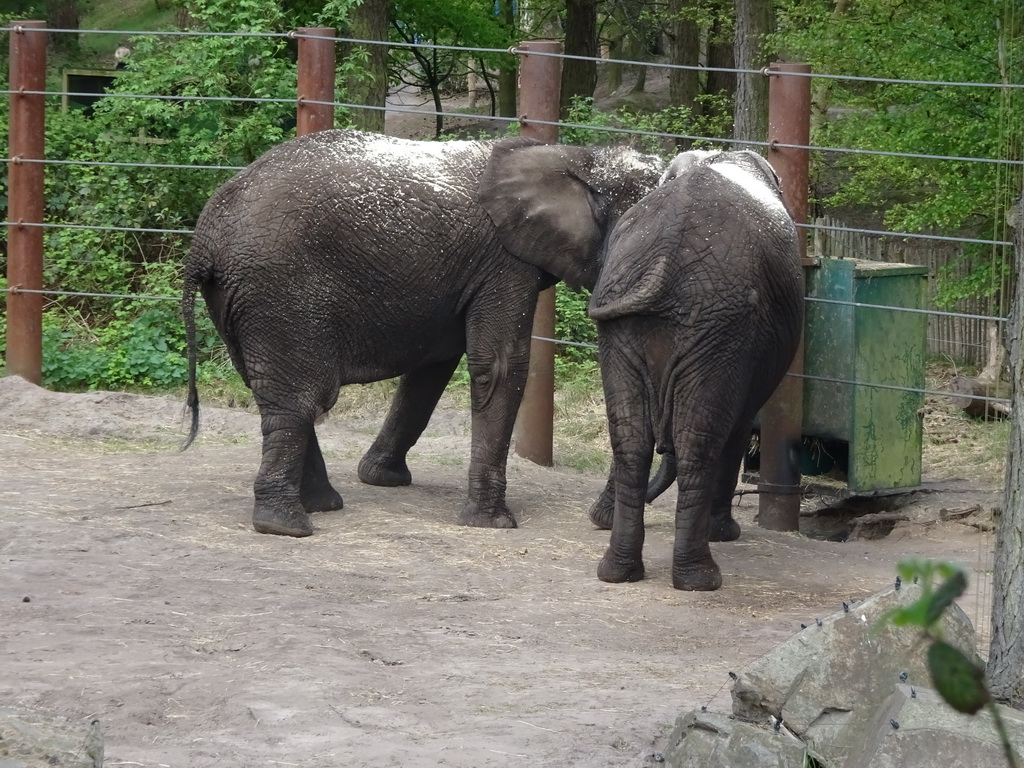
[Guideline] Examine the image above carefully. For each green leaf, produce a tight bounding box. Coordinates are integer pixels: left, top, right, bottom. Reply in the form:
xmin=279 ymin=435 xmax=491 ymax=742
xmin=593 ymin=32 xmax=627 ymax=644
xmin=924 ymin=570 xmax=968 ymax=628
xmin=928 ymin=641 xmax=991 ymax=715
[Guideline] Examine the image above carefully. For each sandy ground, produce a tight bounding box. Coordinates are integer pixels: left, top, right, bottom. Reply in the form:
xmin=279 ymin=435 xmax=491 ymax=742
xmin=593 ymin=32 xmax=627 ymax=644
xmin=0 ymin=375 xmax=1001 ymax=767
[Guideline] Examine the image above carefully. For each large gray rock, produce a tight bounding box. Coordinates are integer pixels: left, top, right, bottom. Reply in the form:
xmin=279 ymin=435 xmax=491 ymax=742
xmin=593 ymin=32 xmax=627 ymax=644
xmin=0 ymin=706 xmax=102 ymax=767
xmin=730 ymin=581 xmax=977 ymax=757
xmin=661 ymin=710 xmax=813 ymax=768
xmin=663 ymin=582 xmax=1024 ymax=768
xmin=845 ymin=684 xmax=1024 ymax=768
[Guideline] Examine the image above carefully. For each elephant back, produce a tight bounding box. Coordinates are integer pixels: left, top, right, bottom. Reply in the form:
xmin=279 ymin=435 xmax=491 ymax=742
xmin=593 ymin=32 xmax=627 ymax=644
xmin=589 ymin=154 xmax=799 ymax=323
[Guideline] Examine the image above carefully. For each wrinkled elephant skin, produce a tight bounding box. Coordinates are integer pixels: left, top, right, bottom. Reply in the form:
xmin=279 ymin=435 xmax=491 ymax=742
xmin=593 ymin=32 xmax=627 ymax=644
xmin=181 ymin=129 xmax=664 ymax=537
xmin=588 ymin=150 xmax=803 ymax=590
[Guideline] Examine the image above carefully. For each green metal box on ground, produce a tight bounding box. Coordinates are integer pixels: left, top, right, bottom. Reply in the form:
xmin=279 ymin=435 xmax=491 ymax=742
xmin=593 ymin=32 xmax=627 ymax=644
xmin=802 ymin=258 xmax=929 ymax=493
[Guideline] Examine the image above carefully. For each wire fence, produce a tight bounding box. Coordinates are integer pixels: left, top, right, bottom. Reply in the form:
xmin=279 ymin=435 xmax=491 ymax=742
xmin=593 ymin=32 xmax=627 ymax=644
xmin=1 ymin=24 xmax=1020 ymax=408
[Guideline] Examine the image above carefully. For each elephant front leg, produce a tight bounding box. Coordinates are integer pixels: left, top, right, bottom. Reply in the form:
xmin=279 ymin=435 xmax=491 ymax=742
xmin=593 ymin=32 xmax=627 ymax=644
xmin=707 ymin=424 xmax=753 ymax=542
xmin=358 ymin=357 xmax=462 ymax=487
xmin=457 ymin=332 xmax=533 ymax=529
xmin=252 ymin=417 xmax=316 ymax=537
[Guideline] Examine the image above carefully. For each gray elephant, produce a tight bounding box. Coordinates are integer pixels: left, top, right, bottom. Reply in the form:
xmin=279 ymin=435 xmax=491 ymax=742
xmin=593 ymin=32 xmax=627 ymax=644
xmin=181 ymin=128 xmax=664 ymax=537
xmin=587 ymin=149 xmax=803 ymax=591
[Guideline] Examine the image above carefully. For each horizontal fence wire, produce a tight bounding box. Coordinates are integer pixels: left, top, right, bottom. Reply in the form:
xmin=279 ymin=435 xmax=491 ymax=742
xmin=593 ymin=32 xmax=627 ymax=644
xmin=7 ymin=26 xmax=1024 ymax=90
xmin=6 ymin=86 xmax=1021 ymax=169
xmin=1 ymin=216 xmax=1009 ymax=250
xmin=2 ymin=284 xmax=1010 ymax=405
xmin=2 ymin=24 xmax=1018 ymax=406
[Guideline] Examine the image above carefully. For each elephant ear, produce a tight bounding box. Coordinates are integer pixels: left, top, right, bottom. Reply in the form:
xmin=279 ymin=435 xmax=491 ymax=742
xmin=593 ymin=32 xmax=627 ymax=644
xmin=479 ymin=138 xmax=606 ymax=291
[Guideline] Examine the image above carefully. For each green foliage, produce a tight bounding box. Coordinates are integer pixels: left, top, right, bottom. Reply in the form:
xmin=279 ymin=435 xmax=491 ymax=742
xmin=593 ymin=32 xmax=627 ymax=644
xmin=773 ymin=0 xmax=1022 ymax=304
xmin=879 ymin=560 xmax=1018 ymax=767
xmin=5 ymin=0 xmax=368 ymax=392
xmin=389 ymin=0 xmax=514 ymax=135
xmin=561 ymin=95 xmax=731 ymax=156
xmin=42 ymin=303 xmax=219 ymax=390
xmin=554 ymin=285 xmax=599 ymax=381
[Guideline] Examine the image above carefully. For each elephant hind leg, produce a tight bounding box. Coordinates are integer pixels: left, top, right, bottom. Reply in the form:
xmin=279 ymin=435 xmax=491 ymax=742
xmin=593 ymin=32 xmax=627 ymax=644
xmin=358 ymin=357 xmax=462 ymax=488
xmin=301 ymin=429 xmax=344 ymax=513
xmin=588 ymin=470 xmax=614 ymax=530
xmin=253 ymin=412 xmax=324 ymax=537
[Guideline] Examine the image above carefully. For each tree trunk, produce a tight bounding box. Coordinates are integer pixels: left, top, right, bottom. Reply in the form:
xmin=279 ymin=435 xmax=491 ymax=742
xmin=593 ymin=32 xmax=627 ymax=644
xmin=46 ymin=0 xmax=80 ymax=56
xmin=340 ymin=0 xmax=389 ymax=134
xmin=667 ymin=0 xmax=700 ymax=150
xmin=810 ymin=0 xmax=849 ymax=131
xmin=988 ymin=195 xmax=1024 ymax=705
xmin=498 ymin=0 xmax=518 ymax=119
xmin=560 ymin=0 xmax=598 ymax=116
xmin=733 ymin=0 xmax=773 ymax=145
xmin=705 ymin=5 xmax=737 ymax=130
xmin=628 ymin=24 xmax=652 ymax=94
xmin=606 ymin=35 xmax=623 ymax=93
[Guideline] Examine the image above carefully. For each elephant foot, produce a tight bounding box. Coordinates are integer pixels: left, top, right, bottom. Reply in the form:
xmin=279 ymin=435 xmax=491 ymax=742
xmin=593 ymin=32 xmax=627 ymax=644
xmin=301 ymin=486 xmax=344 ymax=514
xmin=672 ymin=562 xmax=723 ymax=591
xmin=588 ymin=494 xmax=614 ymax=530
xmin=358 ymin=452 xmax=412 ymax=487
xmin=710 ymin=514 xmax=741 ymax=542
xmin=253 ymin=503 xmax=314 ymax=537
xmin=597 ymin=550 xmax=645 ymax=583
xmin=458 ymin=502 xmax=518 ymax=529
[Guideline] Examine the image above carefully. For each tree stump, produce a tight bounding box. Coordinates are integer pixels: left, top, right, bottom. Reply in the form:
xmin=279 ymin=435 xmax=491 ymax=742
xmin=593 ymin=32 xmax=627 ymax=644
xmin=947 ymin=376 xmax=1012 ymax=419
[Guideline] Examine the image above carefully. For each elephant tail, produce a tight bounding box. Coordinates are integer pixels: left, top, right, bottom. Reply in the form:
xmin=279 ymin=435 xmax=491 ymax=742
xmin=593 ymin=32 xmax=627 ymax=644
xmin=646 ymin=449 xmax=676 ymax=504
xmin=646 ymin=366 xmax=680 ymax=503
xmin=180 ymin=248 xmax=209 ymax=452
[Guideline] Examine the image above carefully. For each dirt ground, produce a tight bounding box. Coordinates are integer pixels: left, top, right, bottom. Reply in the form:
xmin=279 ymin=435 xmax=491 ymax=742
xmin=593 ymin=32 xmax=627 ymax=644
xmin=0 ymin=374 xmax=1003 ymax=767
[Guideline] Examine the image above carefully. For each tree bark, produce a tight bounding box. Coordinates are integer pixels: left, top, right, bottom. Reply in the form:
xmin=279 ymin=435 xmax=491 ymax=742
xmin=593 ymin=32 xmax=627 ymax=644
xmin=733 ymin=0 xmax=773 ymax=145
xmin=498 ymin=0 xmax=518 ymax=119
xmin=340 ymin=0 xmax=389 ymax=133
xmin=560 ymin=0 xmax=598 ymax=117
xmin=810 ymin=0 xmax=849 ymax=131
xmin=667 ymin=0 xmax=700 ymax=144
xmin=705 ymin=5 xmax=736 ymax=126
xmin=988 ymin=195 xmax=1024 ymax=705
xmin=46 ymin=0 xmax=80 ymax=55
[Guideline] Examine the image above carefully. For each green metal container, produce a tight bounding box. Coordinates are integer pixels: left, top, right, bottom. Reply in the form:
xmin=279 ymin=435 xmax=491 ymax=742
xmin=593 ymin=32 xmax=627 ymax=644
xmin=802 ymin=258 xmax=928 ymax=492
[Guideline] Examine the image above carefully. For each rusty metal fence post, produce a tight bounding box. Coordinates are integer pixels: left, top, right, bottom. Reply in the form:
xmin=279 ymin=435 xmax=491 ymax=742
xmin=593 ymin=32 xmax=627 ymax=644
xmin=758 ymin=62 xmax=811 ymax=531
xmin=6 ymin=21 xmax=47 ymax=385
xmin=513 ymin=40 xmax=562 ymax=467
xmin=296 ymin=27 xmax=336 ymax=136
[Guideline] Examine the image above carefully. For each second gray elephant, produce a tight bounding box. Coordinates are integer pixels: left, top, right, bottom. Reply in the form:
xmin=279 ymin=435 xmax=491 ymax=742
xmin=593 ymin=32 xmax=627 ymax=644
xmin=587 ymin=149 xmax=803 ymax=591
xmin=182 ymin=128 xmax=664 ymax=537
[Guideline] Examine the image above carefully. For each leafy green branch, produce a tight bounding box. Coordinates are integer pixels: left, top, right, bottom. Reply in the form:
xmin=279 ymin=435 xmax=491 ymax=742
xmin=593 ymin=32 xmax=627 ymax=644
xmin=880 ymin=560 xmax=1019 ymax=768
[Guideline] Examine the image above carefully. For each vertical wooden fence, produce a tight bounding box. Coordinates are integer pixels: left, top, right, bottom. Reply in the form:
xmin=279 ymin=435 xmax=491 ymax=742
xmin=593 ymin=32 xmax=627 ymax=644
xmin=815 ymin=215 xmax=1006 ymax=366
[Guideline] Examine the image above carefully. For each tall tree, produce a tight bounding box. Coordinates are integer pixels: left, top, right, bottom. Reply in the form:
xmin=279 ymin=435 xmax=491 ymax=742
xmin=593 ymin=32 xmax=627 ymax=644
xmin=990 ymin=196 xmax=1024 ymax=705
xmin=389 ymin=0 xmax=511 ymax=137
xmin=560 ymin=0 xmax=598 ymax=117
xmin=497 ymin=0 xmax=518 ymax=119
xmin=340 ymin=0 xmax=389 ymax=133
xmin=733 ymin=0 xmax=773 ymax=145
xmin=666 ymin=0 xmax=700 ymax=147
xmin=46 ymin=0 xmax=83 ymax=56
xmin=705 ymin=1 xmax=736 ymax=129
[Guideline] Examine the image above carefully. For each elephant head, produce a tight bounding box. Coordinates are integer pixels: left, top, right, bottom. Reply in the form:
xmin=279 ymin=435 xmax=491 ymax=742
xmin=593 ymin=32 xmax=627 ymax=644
xmin=479 ymin=138 xmax=665 ymax=291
